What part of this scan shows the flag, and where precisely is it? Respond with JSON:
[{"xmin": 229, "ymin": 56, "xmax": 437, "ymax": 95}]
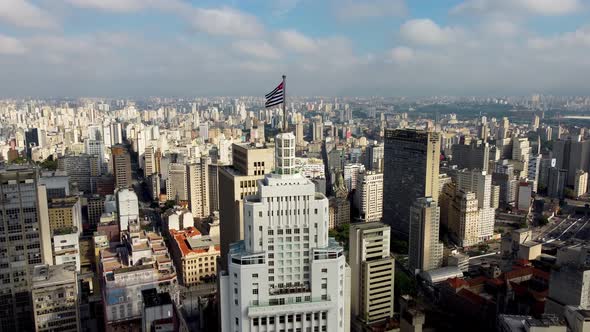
[{"xmin": 265, "ymin": 81, "xmax": 284, "ymax": 108}]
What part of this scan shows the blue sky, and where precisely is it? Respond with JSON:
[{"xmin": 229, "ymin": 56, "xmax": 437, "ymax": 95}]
[{"xmin": 0, "ymin": 0, "xmax": 589, "ymax": 97}]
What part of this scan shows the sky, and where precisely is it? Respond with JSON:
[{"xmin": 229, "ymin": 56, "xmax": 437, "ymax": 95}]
[{"xmin": 0, "ymin": 0, "xmax": 589, "ymax": 97}]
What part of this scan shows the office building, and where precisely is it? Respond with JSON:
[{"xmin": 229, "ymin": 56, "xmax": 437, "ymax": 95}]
[
  {"xmin": 454, "ymin": 169, "xmax": 495, "ymax": 241},
  {"xmin": 349, "ymin": 222, "xmax": 395, "ymax": 327},
  {"xmin": 218, "ymin": 143, "xmax": 274, "ymax": 269},
  {"xmin": 312, "ymin": 118, "xmax": 324, "ymax": 142},
  {"xmin": 144, "ymin": 146, "xmax": 157, "ymax": 176},
  {"xmin": 58, "ymin": 154, "xmax": 101, "ymax": 193},
  {"xmin": 188, "ymin": 157, "xmax": 210, "ymax": 218},
  {"xmin": 354, "ymin": 171, "xmax": 383, "ymax": 222},
  {"xmin": 111, "ymin": 145, "xmax": 132, "ymax": 188},
  {"xmin": 575, "ymin": 170, "xmax": 588, "ymax": 198},
  {"xmin": 451, "ymin": 140, "xmax": 490, "ymax": 172},
  {"xmin": 209, "ymin": 163, "xmax": 221, "ymax": 212},
  {"xmin": 52, "ymin": 229, "xmax": 81, "ymax": 272},
  {"xmin": 409, "ymin": 197, "xmax": 443, "ymax": 274},
  {"xmin": 343, "ymin": 163, "xmax": 365, "ymax": 191},
  {"xmin": 553, "ymin": 138, "xmax": 590, "ymax": 186},
  {"xmin": 329, "ymin": 172, "xmax": 350, "ymax": 229},
  {"xmin": 384, "ymin": 129, "xmax": 440, "ymax": 237},
  {"xmin": 39, "ymin": 170, "xmax": 70, "ymax": 199},
  {"xmin": 48, "ymin": 196, "xmax": 83, "ymax": 234},
  {"xmin": 166, "ymin": 162, "xmax": 188, "ymax": 202},
  {"xmin": 219, "ymin": 132, "xmax": 351, "ymax": 332},
  {"xmin": 296, "ymin": 121, "xmax": 305, "ymax": 145},
  {"xmin": 448, "ymin": 190, "xmax": 479, "ymax": 247},
  {"xmin": 0, "ymin": 167, "xmax": 53, "ymax": 331},
  {"xmin": 366, "ymin": 143, "xmax": 384, "ymax": 173},
  {"xmin": 549, "ymin": 168, "xmax": 567, "ymax": 199},
  {"xmin": 116, "ymin": 188, "xmax": 139, "ymax": 232},
  {"xmin": 31, "ymin": 264, "xmax": 80, "ymax": 332},
  {"xmin": 170, "ymin": 227, "xmax": 220, "ymax": 286}
]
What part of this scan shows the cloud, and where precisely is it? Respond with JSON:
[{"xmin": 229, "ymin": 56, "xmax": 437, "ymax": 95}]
[
  {"xmin": 0, "ymin": 0, "xmax": 57, "ymax": 29},
  {"xmin": 480, "ymin": 20, "xmax": 521, "ymax": 37},
  {"xmin": 189, "ymin": 7, "xmax": 264, "ymax": 37},
  {"xmin": 233, "ymin": 40, "xmax": 281, "ymax": 60},
  {"xmin": 452, "ymin": 0, "xmax": 582, "ymax": 16},
  {"xmin": 334, "ymin": 0, "xmax": 407, "ymax": 20},
  {"xmin": 528, "ymin": 26, "xmax": 590, "ymax": 49},
  {"xmin": 0, "ymin": 35, "xmax": 27, "ymax": 55},
  {"xmin": 400, "ymin": 19, "xmax": 462, "ymax": 45},
  {"xmin": 389, "ymin": 46, "xmax": 414, "ymax": 63},
  {"xmin": 276, "ymin": 30, "xmax": 317, "ymax": 53},
  {"xmin": 64, "ymin": 0, "xmax": 146, "ymax": 12}
]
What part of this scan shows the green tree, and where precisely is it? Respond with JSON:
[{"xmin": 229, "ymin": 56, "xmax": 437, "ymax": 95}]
[
  {"xmin": 395, "ymin": 270, "xmax": 417, "ymax": 297},
  {"xmin": 538, "ymin": 216, "xmax": 549, "ymax": 226},
  {"xmin": 391, "ymin": 240, "xmax": 408, "ymax": 254},
  {"xmin": 39, "ymin": 156, "xmax": 58, "ymax": 170}
]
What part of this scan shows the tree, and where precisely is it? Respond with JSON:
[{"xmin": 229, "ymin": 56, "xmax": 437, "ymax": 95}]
[
  {"xmin": 391, "ymin": 240, "xmax": 408, "ymax": 254},
  {"xmin": 564, "ymin": 188, "xmax": 576, "ymax": 200},
  {"xmin": 395, "ymin": 270, "xmax": 417, "ymax": 297},
  {"xmin": 39, "ymin": 156, "xmax": 58, "ymax": 170},
  {"xmin": 538, "ymin": 216, "xmax": 549, "ymax": 226}
]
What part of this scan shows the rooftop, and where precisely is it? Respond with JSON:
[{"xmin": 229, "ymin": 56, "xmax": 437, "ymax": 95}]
[
  {"xmin": 142, "ymin": 288, "xmax": 173, "ymax": 308},
  {"xmin": 32, "ymin": 264, "xmax": 77, "ymax": 288}
]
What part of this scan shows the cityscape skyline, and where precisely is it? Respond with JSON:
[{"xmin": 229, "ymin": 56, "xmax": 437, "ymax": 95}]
[{"xmin": 0, "ymin": 0, "xmax": 590, "ymax": 97}]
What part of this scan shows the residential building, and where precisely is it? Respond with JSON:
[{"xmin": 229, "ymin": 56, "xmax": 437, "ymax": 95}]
[
  {"xmin": 354, "ymin": 171, "xmax": 383, "ymax": 222},
  {"xmin": 219, "ymin": 132, "xmax": 351, "ymax": 332},
  {"xmin": 409, "ymin": 197, "xmax": 443, "ymax": 274},
  {"xmin": 312, "ymin": 118, "xmax": 324, "ymax": 142},
  {"xmin": 448, "ymin": 190, "xmax": 479, "ymax": 247},
  {"xmin": 31, "ymin": 264, "xmax": 80, "ymax": 332},
  {"xmin": 188, "ymin": 157, "xmax": 210, "ymax": 218},
  {"xmin": 58, "ymin": 154, "xmax": 101, "ymax": 193},
  {"xmin": 574, "ymin": 170, "xmax": 588, "ymax": 198},
  {"xmin": 343, "ymin": 163, "xmax": 365, "ymax": 191},
  {"xmin": 142, "ymin": 289, "xmax": 176, "ymax": 332},
  {"xmin": 170, "ymin": 227, "xmax": 220, "ymax": 286},
  {"xmin": 366, "ymin": 143, "xmax": 384, "ymax": 173},
  {"xmin": 166, "ymin": 162, "xmax": 188, "ymax": 202},
  {"xmin": 48, "ymin": 196, "xmax": 83, "ymax": 234},
  {"xmin": 52, "ymin": 228, "xmax": 81, "ymax": 272},
  {"xmin": 451, "ymin": 140, "xmax": 490, "ymax": 172},
  {"xmin": 111, "ymin": 145, "xmax": 132, "ymax": 189},
  {"xmin": 384, "ymin": 129, "xmax": 440, "ymax": 237},
  {"xmin": 116, "ymin": 188, "xmax": 139, "ymax": 232},
  {"xmin": 349, "ymin": 222, "xmax": 395, "ymax": 327}
]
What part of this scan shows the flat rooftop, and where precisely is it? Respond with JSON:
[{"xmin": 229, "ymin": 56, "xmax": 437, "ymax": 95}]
[{"xmin": 32, "ymin": 264, "xmax": 77, "ymax": 288}]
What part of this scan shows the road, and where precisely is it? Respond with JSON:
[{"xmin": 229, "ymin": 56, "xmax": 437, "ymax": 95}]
[{"xmin": 537, "ymin": 215, "xmax": 590, "ymax": 243}]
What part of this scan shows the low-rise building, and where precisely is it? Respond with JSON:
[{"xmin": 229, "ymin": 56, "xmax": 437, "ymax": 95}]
[{"xmin": 170, "ymin": 227, "xmax": 220, "ymax": 286}]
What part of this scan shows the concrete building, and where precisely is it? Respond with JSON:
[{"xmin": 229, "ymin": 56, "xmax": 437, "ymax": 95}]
[
  {"xmin": 166, "ymin": 162, "xmax": 188, "ymax": 202},
  {"xmin": 0, "ymin": 167, "xmax": 53, "ymax": 331},
  {"xmin": 163, "ymin": 207, "xmax": 194, "ymax": 232},
  {"xmin": 518, "ymin": 181, "xmax": 534, "ymax": 211},
  {"xmin": 546, "ymin": 264, "xmax": 590, "ymax": 317},
  {"xmin": 188, "ymin": 157, "xmax": 210, "ymax": 218},
  {"xmin": 208, "ymin": 163, "xmax": 221, "ymax": 212},
  {"xmin": 409, "ymin": 197, "xmax": 443, "ymax": 274},
  {"xmin": 454, "ymin": 169, "xmax": 495, "ymax": 241},
  {"xmin": 218, "ymin": 143, "xmax": 274, "ymax": 269},
  {"xmin": 343, "ymin": 163, "xmax": 365, "ymax": 191},
  {"xmin": 354, "ymin": 171, "xmax": 383, "ymax": 222},
  {"xmin": 451, "ymin": 140, "xmax": 490, "ymax": 172},
  {"xmin": 31, "ymin": 264, "xmax": 80, "ymax": 332},
  {"xmin": 116, "ymin": 188, "xmax": 139, "ymax": 233},
  {"xmin": 366, "ymin": 143, "xmax": 384, "ymax": 173},
  {"xmin": 219, "ymin": 132, "xmax": 351, "ymax": 332},
  {"xmin": 312, "ymin": 118, "xmax": 324, "ymax": 142},
  {"xmin": 58, "ymin": 154, "xmax": 101, "ymax": 193},
  {"xmin": 448, "ymin": 190, "xmax": 479, "ymax": 247},
  {"xmin": 349, "ymin": 222, "xmax": 395, "ymax": 327},
  {"xmin": 170, "ymin": 227, "xmax": 220, "ymax": 286},
  {"xmin": 384, "ymin": 129, "xmax": 440, "ymax": 237},
  {"xmin": 574, "ymin": 170, "xmax": 588, "ymax": 198},
  {"xmin": 111, "ymin": 145, "xmax": 132, "ymax": 189},
  {"xmin": 52, "ymin": 229, "xmax": 81, "ymax": 272},
  {"xmin": 48, "ymin": 196, "xmax": 83, "ymax": 234},
  {"xmin": 518, "ymin": 241, "xmax": 542, "ymax": 261},
  {"xmin": 497, "ymin": 315, "xmax": 566, "ymax": 332},
  {"xmin": 142, "ymin": 289, "xmax": 176, "ymax": 332},
  {"xmin": 39, "ymin": 170, "xmax": 70, "ymax": 199},
  {"xmin": 549, "ymin": 168, "xmax": 567, "ymax": 199}
]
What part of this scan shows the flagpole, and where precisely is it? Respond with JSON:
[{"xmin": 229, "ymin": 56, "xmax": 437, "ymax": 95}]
[{"xmin": 282, "ymin": 74, "xmax": 287, "ymax": 132}]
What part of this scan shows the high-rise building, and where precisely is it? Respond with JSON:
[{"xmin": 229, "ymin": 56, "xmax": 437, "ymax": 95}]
[
  {"xmin": 549, "ymin": 168, "xmax": 567, "ymax": 199},
  {"xmin": 384, "ymin": 129, "xmax": 440, "ymax": 237},
  {"xmin": 0, "ymin": 167, "xmax": 53, "ymax": 331},
  {"xmin": 188, "ymin": 157, "xmax": 210, "ymax": 218},
  {"xmin": 575, "ymin": 170, "xmax": 588, "ymax": 198},
  {"xmin": 218, "ymin": 143, "xmax": 274, "ymax": 269},
  {"xmin": 111, "ymin": 145, "xmax": 132, "ymax": 188},
  {"xmin": 219, "ymin": 132, "xmax": 351, "ymax": 332},
  {"xmin": 409, "ymin": 197, "xmax": 443, "ymax": 274},
  {"xmin": 454, "ymin": 169, "xmax": 495, "ymax": 241},
  {"xmin": 354, "ymin": 171, "xmax": 383, "ymax": 222},
  {"xmin": 349, "ymin": 222, "xmax": 395, "ymax": 327},
  {"xmin": 296, "ymin": 121, "xmax": 305, "ymax": 145},
  {"xmin": 166, "ymin": 162, "xmax": 188, "ymax": 202},
  {"xmin": 209, "ymin": 163, "xmax": 221, "ymax": 212},
  {"xmin": 312, "ymin": 118, "xmax": 324, "ymax": 142},
  {"xmin": 343, "ymin": 163, "xmax": 365, "ymax": 191},
  {"xmin": 546, "ymin": 264, "xmax": 590, "ymax": 317},
  {"xmin": 366, "ymin": 143, "xmax": 384, "ymax": 173},
  {"xmin": 31, "ymin": 264, "xmax": 80, "ymax": 332},
  {"xmin": 116, "ymin": 188, "xmax": 139, "ymax": 232},
  {"xmin": 58, "ymin": 154, "xmax": 101, "ymax": 193},
  {"xmin": 451, "ymin": 140, "xmax": 490, "ymax": 172},
  {"xmin": 448, "ymin": 190, "xmax": 479, "ymax": 247},
  {"xmin": 553, "ymin": 138, "xmax": 590, "ymax": 186},
  {"xmin": 144, "ymin": 146, "xmax": 157, "ymax": 176}
]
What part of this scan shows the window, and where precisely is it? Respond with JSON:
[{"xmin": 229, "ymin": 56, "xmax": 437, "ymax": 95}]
[
  {"xmin": 321, "ymin": 312, "xmax": 327, "ymax": 320},
  {"xmin": 268, "ymin": 230, "xmax": 274, "ymax": 235},
  {"xmin": 252, "ymin": 289, "xmax": 258, "ymax": 295},
  {"xmin": 235, "ymin": 318, "xmax": 239, "ymax": 326},
  {"xmin": 321, "ymin": 268, "xmax": 327, "ymax": 273},
  {"xmin": 252, "ymin": 273, "xmax": 258, "ymax": 278}
]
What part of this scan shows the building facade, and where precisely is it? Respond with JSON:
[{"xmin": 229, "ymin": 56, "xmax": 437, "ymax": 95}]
[{"xmin": 409, "ymin": 197, "xmax": 443, "ymax": 274}]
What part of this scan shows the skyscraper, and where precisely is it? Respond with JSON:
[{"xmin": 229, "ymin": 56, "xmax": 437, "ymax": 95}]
[
  {"xmin": 312, "ymin": 118, "xmax": 324, "ymax": 142},
  {"xmin": 354, "ymin": 171, "xmax": 383, "ymax": 222},
  {"xmin": 383, "ymin": 129, "xmax": 440, "ymax": 237},
  {"xmin": 0, "ymin": 167, "xmax": 53, "ymax": 331},
  {"xmin": 166, "ymin": 162, "xmax": 188, "ymax": 202},
  {"xmin": 349, "ymin": 222, "xmax": 395, "ymax": 327},
  {"xmin": 219, "ymin": 132, "xmax": 350, "ymax": 332},
  {"xmin": 188, "ymin": 157, "xmax": 210, "ymax": 218},
  {"xmin": 111, "ymin": 144, "xmax": 132, "ymax": 189},
  {"xmin": 409, "ymin": 197, "xmax": 443, "ymax": 274}
]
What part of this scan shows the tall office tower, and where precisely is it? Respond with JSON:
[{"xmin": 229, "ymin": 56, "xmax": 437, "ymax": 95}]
[
  {"xmin": 366, "ymin": 143, "xmax": 384, "ymax": 173},
  {"xmin": 384, "ymin": 129, "xmax": 440, "ymax": 237},
  {"xmin": 0, "ymin": 167, "xmax": 53, "ymax": 331},
  {"xmin": 218, "ymin": 143, "xmax": 274, "ymax": 269},
  {"xmin": 312, "ymin": 118, "xmax": 324, "ymax": 142},
  {"xmin": 199, "ymin": 122, "xmax": 209, "ymax": 140},
  {"xmin": 575, "ymin": 170, "xmax": 588, "ymax": 198},
  {"xmin": 553, "ymin": 138, "xmax": 590, "ymax": 186},
  {"xmin": 188, "ymin": 157, "xmax": 210, "ymax": 218},
  {"xmin": 478, "ymin": 124, "xmax": 489, "ymax": 141},
  {"xmin": 111, "ymin": 145, "xmax": 132, "ymax": 188},
  {"xmin": 349, "ymin": 223, "xmax": 395, "ymax": 328},
  {"xmin": 528, "ymin": 154, "xmax": 542, "ymax": 192},
  {"xmin": 512, "ymin": 137, "xmax": 531, "ymax": 178},
  {"xmin": 448, "ymin": 190, "xmax": 479, "ymax": 247},
  {"xmin": 354, "ymin": 171, "xmax": 383, "ymax": 222},
  {"xmin": 539, "ymin": 158, "xmax": 557, "ymax": 190},
  {"xmin": 31, "ymin": 264, "xmax": 80, "ymax": 332},
  {"xmin": 409, "ymin": 197, "xmax": 443, "ymax": 274},
  {"xmin": 208, "ymin": 163, "xmax": 221, "ymax": 212},
  {"xmin": 85, "ymin": 138, "xmax": 105, "ymax": 164},
  {"xmin": 110, "ymin": 123, "xmax": 123, "ymax": 145},
  {"xmin": 343, "ymin": 163, "xmax": 365, "ymax": 191},
  {"xmin": 548, "ymin": 168, "xmax": 567, "ymax": 199},
  {"xmin": 219, "ymin": 132, "xmax": 351, "ymax": 332},
  {"xmin": 455, "ymin": 169, "xmax": 495, "ymax": 241},
  {"xmin": 451, "ymin": 140, "xmax": 490, "ymax": 172},
  {"xmin": 296, "ymin": 121, "xmax": 305, "ymax": 145},
  {"xmin": 498, "ymin": 117, "xmax": 510, "ymax": 139},
  {"xmin": 144, "ymin": 146, "xmax": 156, "ymax": 176},
  {"xmin": 531, "ymin": 114, "xmax": 540, "ymax": 131},
  {"xmin": 166, "ymin": 163, "xmax": 188, "ymax": 202},
  {"xmin": 58, "ymin": 154, "xmax": 101, "ymax": 193},
  {"xmin": 116, "ymin": 188, "xmax": 139, "ymax": 232}
]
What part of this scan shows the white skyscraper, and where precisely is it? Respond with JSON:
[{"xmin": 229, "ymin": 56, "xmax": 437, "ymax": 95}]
[
  {"xmin": 409, "ymin": 197, "xmax": 443, "ymax": 274},
  {"xmin": 455, "ymin": 169, "xmax": 495, "ymax": 241},
  {"xmin": 220, "ymin": 132, "xmax": 351, "ymax": 332},
  {"xmin": 116, "ymin": 188, "xmax": 139, "ymax": 232},
  {"xmin": 354, "ymin": 171, "xmax": 383, "ymax": 222}
]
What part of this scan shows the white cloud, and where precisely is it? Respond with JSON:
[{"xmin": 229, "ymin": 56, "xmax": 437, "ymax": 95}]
[
  {"xmin": 188, "ymin": 7, "xmax": 264, "ymax": 38},
  {"xmin": 400, "ymin": 19, "xmax": 462, "ymax": 45},
  {"xmin": 233, "ymin": 40, "xmax": 281, "ymax": 60},
  {"xmin": 64, "ymin": 0, "xmax": 146, "ymax": 12},
  {"xmin": 276, "ymin": 30, "xmax": 317, "ymax": 53},
  {"xmin": 0, "ymin": 35, "xmax": 27, "ymax": 55},
  {"xmin": 480, "ymin": 20, "xmax": 521, "ymax": 37},
  {"xmin": 0, "ymin": 0, "xmax": 57, "ymax": 29},
  {"xmin": 452, "ymin": 0, "xmax": 582, "ymax": 16},
  {"xmin": 389, "ymin": 46, "xmax": 414, "ymax": 62},
  {"xmin": 334, "ymin": 0, "xmax": 407, "ymax": 20},
  {"xmin": 528, "ymin": 26, "xmax": 590, "ymax": 49}
]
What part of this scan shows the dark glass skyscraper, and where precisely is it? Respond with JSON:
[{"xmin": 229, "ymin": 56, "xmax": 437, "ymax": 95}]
[{"xmin": 383, "ymin": 129, "xmax": 440, "ymax": 237}]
